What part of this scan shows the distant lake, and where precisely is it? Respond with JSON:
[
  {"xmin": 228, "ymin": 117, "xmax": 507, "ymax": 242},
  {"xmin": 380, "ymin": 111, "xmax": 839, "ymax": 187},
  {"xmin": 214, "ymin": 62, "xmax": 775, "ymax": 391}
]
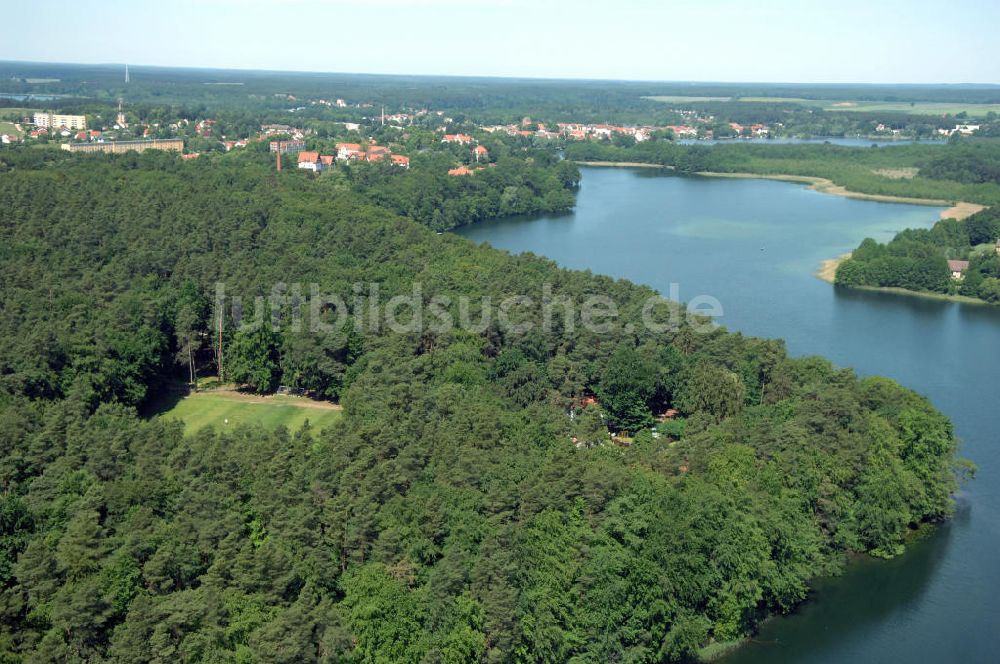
[
  {"xmin": 457, "ymin": 167, "xmax": 1000, "ymax": 663},
  {"xmin": 0, "ymin": 92, "xmax": 66, "ymax": 101},
  {"xmin": 678, "ymin": 137, "xmax": 944, "ymax": 147}
]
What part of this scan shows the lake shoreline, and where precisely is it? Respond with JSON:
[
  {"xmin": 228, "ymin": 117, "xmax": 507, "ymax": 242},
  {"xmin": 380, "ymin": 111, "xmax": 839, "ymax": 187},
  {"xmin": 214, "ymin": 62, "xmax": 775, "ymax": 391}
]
[
  {"xmin": 686, "ymin": 171, "xmax": 989, "ymax": 301},
  {"xmin": 694, "ymin": 171, "xmax": 984, "ymax": 213},
  {"xmin": 576, "ymin": 164, "xmax": 984, "ymax": 221},
  {"xmin": 575, "ymin": 160, "xmax": 671, "ymax": 169}
]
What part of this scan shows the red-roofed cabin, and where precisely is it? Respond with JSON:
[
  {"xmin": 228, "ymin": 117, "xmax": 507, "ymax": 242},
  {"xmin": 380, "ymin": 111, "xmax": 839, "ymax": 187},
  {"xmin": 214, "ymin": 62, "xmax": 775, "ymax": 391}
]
[
  {"xmin": 297, "ymin": 150, "xmax": 321, "ymax": 171},
  {"xmin": 391, "ymin": 155, "xmax": 410, "ymax": 168},
  {"xmin": 448, "ymin": 165, "xmax": 474, "ymax": 176},
  {"xmin": 948, "ymin": 259, "xmax": 970, "ymax": 280}
]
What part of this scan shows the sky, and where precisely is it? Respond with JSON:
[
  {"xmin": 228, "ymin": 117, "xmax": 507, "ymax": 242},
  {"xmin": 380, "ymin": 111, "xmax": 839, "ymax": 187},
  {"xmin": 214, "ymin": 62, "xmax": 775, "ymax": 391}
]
[{"xmin": 3, "ymin": 0, "xmax": 999, "ymax": 84}]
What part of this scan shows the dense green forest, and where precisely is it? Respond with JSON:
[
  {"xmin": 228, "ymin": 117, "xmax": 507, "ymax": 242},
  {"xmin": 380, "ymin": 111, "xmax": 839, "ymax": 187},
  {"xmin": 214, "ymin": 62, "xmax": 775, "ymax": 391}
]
[
  {"xmin": 0, "ymin": 148, "xmax": 967, "ymax": 662},
  {"xmin": 336, "ymin": 150, "xmax": 580, "ymax": 232}
]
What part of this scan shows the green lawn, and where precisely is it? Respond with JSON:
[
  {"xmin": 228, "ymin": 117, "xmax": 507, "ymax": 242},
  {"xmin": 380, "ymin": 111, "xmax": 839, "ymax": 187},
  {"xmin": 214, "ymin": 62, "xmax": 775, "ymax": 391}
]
[
  {"xmin": 0, "ymin": 108, "xmax": 36, "ymax": 121},
  {"xmin": 646, "ymin": 95, "xmax": 1000, "ymax": 117},
  {"xmin": 0, "ymin": 121, "xmax": 23, "ymax": 137},
  {"xmin": 156, "ymin": 390, "xmax": 342, "ymax": 435}
]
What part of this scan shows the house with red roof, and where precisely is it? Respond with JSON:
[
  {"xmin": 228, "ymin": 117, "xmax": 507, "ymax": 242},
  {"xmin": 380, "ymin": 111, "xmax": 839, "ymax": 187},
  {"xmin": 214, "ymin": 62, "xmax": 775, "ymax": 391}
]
[
  {"xmin": 391, "ymin": 155, "xmax": 410, "ymax": 168},
  {"xmin": 667, "ymin": 125, "xmax": 697, "ymax": 138},
  {"xmin": 442, "ymin": 134, "xmax": 473, "ymax": 144},
  {"xmin": 448, "ymin": 165, "xmax": 474, "ymax": 176},
  {"xmin": 336, "ymin": 142, "xmax": 364, "ymax": 161},
  {"xmin": 366, "ymin": 145, "xmax": 390, "ymax": 163},
  {"xmin": 473, "ymin": 145, "xmax": 489, "ymax": 161},
  {"xmin": 948, "ymin": 260, "xmax": 970, "ymax": 280},
  {"xmin": 297, "ymin": 150, "xmax": 321, "ymax": 171}
]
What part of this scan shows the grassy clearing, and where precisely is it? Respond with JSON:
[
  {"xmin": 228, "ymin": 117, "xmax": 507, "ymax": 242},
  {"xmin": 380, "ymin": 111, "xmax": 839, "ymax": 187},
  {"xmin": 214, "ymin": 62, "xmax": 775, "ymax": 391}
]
[
  {"xmin": 156, "ymin": 389, "xmax": 342, "ymax": 435},
  {"xmin": 872, "ymin": 167, "xmax": 918, "ymax": 179},
  {"xmin": 0, "ymin": 108, "xmax": 38, "ymax": 120},
  {"xmin": 0, "ymin": 121, "xmax": 23, "ymax": 137}
]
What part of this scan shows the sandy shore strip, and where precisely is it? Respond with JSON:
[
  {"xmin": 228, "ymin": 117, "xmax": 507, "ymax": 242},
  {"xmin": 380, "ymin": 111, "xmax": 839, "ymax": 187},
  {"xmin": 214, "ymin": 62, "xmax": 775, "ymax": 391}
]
[
  {"xmin": 696, "ymin": 172, "xmax": 973, "ymax": 208},
  {"xmin": 816, "ymin": 253, "xmax": 852, "ymax": 284},
  {"xmin": 940, "ymin": 201, "xmax": 986, "ymax": 220}
]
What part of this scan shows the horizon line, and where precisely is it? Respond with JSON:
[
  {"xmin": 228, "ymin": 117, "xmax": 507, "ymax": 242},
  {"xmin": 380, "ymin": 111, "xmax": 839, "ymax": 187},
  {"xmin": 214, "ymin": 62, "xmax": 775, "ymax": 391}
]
[{"xmin": 2, "ymin": 58, "xmax": 999, "ymax": 89}]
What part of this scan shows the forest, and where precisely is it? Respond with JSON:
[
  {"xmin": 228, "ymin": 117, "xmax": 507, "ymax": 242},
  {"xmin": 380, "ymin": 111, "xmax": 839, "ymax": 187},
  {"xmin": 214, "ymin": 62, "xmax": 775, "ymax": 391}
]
[{"xmin": 0, "ymin": 147, "xmax": 969, "ymax": 662}]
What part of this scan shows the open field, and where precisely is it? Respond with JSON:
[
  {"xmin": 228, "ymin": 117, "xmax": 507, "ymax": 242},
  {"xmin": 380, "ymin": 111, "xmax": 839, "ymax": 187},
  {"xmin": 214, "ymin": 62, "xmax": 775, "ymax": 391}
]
[
  {"xmin": 646, "ymin": 95, "xmax": 1000, "ymax": 116},
  {"xmin": 734, "ymin": 97, "xmax": 1000, "ymax": 116},
  {"xmin": 0, "ymin": 108, "xmax": 37, "ymax": 121},
  {"xmin": 155, "ymin": 389, "xmax": 342, "ymax": 434},
  {"xmin": 0, "ymin": 121, "xmax": 22, "ymax": 136}
]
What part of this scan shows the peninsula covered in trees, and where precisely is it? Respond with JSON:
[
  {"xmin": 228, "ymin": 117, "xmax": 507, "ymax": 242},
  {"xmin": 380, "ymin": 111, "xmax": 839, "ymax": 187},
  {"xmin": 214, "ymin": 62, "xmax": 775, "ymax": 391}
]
[
  {"xmin": 0, "ymin": 142, "xmax": 968, "ymax": 662},
  {"xmin": 835, "ymin": 206, "xmax": 1000, "ymax": 301}
]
